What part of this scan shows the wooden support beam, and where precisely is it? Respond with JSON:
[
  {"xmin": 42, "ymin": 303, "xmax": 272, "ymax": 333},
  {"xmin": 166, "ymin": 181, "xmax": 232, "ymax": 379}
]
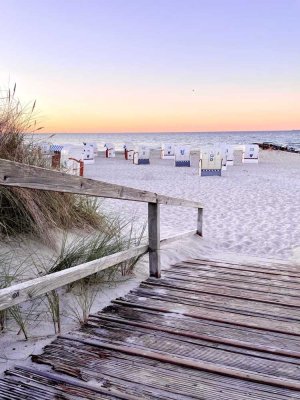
[
  {"xmin": 197, "ymin": 207, "xmax": 203, "ymax": 236},
  {"xmin": 148, "ymin": 202, "xmax": 161, "ymax": 278}
]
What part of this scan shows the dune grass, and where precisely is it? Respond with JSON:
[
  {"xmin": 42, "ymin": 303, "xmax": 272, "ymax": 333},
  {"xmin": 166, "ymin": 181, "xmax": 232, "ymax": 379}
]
[
  {"xmin": 0, "ymin": 85, "xmax": 105, "ymax": 244},
  {"xmin": 0, "ymin": 85, "xmax": 147, "ymax": 338}
]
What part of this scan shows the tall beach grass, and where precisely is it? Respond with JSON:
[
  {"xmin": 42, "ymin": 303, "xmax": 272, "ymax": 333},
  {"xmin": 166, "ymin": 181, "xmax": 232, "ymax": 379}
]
[
  {"xmin": 0, "ymin": 85, "xmax": 104, "ymax": 244},
  {"xmin": 0, "ymin": 85, "xmax": 147, "ymax": 339}
]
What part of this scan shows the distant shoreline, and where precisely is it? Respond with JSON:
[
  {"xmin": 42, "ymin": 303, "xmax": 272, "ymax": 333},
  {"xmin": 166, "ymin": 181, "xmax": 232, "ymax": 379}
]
[{"xmin": 36, "ymin": 129, "xmax": 300, "ymax": 135}]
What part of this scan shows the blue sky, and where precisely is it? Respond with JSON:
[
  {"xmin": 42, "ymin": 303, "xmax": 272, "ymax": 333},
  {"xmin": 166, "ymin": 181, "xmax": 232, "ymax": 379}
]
[{"xmin": 1, "ymin": 0, "xmax": 299, "ymax": 132}]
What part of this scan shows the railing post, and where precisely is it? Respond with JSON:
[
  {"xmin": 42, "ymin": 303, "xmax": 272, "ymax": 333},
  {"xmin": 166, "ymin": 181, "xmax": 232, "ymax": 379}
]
[
  {"xmin": 197, "ymin": 207, "xmax": 203, "ymax": 236},
  {"xmin": 148, "ymin": 202, "xmax": 161, "ymax": 278}
]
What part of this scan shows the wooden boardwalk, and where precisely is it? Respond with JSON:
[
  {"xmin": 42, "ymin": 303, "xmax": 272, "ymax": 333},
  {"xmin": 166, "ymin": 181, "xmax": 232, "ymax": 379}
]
[{"xmin": 1, "ymin": 256, "xmax": 300, "ymax": 399}]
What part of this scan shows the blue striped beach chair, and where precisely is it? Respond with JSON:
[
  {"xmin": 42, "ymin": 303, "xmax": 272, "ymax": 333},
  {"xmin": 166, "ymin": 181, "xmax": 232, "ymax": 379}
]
[{"xmin": 174, "ymin": 145, "xmax": 191, "ymax": 167}]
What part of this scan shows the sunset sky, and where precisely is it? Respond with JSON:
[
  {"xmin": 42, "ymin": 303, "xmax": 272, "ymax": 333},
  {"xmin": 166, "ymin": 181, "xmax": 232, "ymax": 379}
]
[{"xmin": 1, "ymin": 0, "xmax": 299, "ymax": 133}]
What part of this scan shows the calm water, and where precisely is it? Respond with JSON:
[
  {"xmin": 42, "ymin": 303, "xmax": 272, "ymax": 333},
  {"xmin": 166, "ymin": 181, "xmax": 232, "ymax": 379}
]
[{"xmin": 35, "ymin": 131, "xmax": 300, "ymax": 151}]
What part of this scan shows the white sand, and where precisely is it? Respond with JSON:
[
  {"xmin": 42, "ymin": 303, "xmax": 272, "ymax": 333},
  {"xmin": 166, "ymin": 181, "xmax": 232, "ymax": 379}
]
[
  {"xmin": 86, "ymin": 149, "xmax": 300, "ymax": 261},
  {"xmin": 0, "ymin": 149, "xmax": 299, "ymax": 375}
]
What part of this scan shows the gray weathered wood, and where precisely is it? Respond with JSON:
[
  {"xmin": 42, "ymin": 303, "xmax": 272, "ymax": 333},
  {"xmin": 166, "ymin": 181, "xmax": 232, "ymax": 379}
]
[
  {"xmin": 0, "ymin": 158, "xmax": 205, "ymax": 309},
  {"xmin": 0, "ymin": 159, "xmax": 202, "ymax": 208},
  {"xmin": 148, "ymin": 203, "xmax": 161, "ymax": 278},
  {"xmin": 197, "ymin": 207, "xmax": 203, "ymax": 236},
  {"xmin": 0, "ymin": 244, "xmax": 148, "ymax": 312},
  {"xmin": 157, "ymin": 195, "xmax": 202, "ymax": 209},
  {"xmin": 160, "ymin": 230, "xmax": 197, "ymax": 245}
]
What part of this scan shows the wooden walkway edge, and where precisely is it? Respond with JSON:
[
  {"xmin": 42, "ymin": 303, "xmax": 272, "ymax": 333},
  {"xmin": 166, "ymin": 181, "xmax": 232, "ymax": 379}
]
[{"xmin": 1, "ymin": 256, "xmax": 300, "ymax": 399}]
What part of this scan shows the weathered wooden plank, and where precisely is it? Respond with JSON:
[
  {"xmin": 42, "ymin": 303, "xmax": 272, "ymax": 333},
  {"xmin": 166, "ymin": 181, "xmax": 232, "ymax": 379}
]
[
  {"xmin": 160, "ymin": 230, "xmax": 197, "ymax": 245},
  {"xmin": 148, "ymin": 203, "xmax": 161, "ymax": 278},
  {"xmin": 166, "ymin": 265, "xmax": 300, "ymax": 287},
  {"xmin": 134, "ymin": 285, "xmax": 300, "ymax": 322},
  {"xmin": 157, "ymin": 194, "xmax": 202, "ymax": 208},
  {"xmin": 113, "ymin": 296, "xmax": 300, "ymax": 334},
  {"xmin": 59, "ymin": 334, "xmax": 300, "ymax": 390},
  {"xmin": 163, "ymin": 269, "xmax": 300, "ymax": 292},
  {"xmin": 5, "ymin": 367, "xmax": 137, "ymax": 400},
  {"xmin": 35, "ymin": 338, "xmax": 300, "ymax": 399},
  {"xmin": 96, "ymin": 304, "xmax": 300, "ymax": 355},
  {"xmin": 0, "ymin": 158, "xmax": 203, "ymax": 208},
  {"xmin": 73, "ymin": 323, "xmax": 300, "ymax": 382},
  {"xmin": 0, "ymin": 244, "xmax": 148, "ymax": 311},
  {"xmin": 190, "ymin": 257, "xmax": 300, "ymax": 272},
  {"xmin": 146, "ymin": 276, "xmax": 300, "ymax": 307},
  {"xmin": 179, "ymin": 259, "xmax": 300, "ymax": 277},
  {"xmin": 162, "ymin": 270, "xmax": 300, "ymax": 297},
  {"xmin": 92, "ymin": 310, "xmax": 300, "ymax": 358}
]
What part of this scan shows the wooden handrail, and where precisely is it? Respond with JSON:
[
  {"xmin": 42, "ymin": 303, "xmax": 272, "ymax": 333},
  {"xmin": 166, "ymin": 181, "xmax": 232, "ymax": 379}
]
[
  {"xmin": 0, "ymin": 230, "xmax": 199, "ymax": 312},
  {"xmin": 0, "ymin": 244, "xmax": 149, "ymax": 312},
  {"xmin": 0, "ymin": 159, "xmax": 202, "ymax": 208},
  {"xmin": 0, "ymin": 157, "xmax": 204, "ymax": 310}
]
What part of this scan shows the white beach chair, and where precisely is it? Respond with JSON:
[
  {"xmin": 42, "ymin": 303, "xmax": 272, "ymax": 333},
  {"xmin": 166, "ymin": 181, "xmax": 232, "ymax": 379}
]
[
  {"xmin": 124, "ymin": 142, "xmax": 134, "ymax": 160},
  {"xmin": 161, "ymin": 143, "xmax": 175, "ymax": 160},
  {"xmin": 174, "ymin": 145, "xmax": 191, "ymax": 167},
  {"xmin": 81, "ymin": 143, "xmax": 95, "ymax": 164},
  {"xmin": 243, "ymin": 144, "xmax": 259, "ymax": 163},
  {"xmin": 104, "ymin": 143, "xmax": 115, "ymax": 158},
  {"xmin": 199, "ymin": 148, "xmax": 222, "ymax": 176},
  {"xmin": 84, "ymin": 142, "xmax": 98, "ymax": 156},
  {"xmin": 133, "ymin": 145, "xmax": 150, "ymax": 165},
  {"xmin": 232, "ymin": 145, "xmax": 244, "ymax": 165},
  {"xmin": 60, "ymin": 150, "xmax": 82, "ymax": 175}
]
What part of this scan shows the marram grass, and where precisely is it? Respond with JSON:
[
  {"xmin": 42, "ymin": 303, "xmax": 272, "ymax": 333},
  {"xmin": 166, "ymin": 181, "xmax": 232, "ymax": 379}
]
[{"xmin": 0, "ymin": 85, "xmax": 105, "ymax": 244}]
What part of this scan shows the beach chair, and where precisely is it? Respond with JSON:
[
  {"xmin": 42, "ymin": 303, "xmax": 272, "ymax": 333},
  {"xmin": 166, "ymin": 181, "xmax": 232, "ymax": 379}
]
[
  {"xmin": 225, "ymin": 145, "xmax": 234, "ymax": 166},
  {"xmin": 199, "ymin": 148, "xmax": 222, "ymax": 176},
  {"xmin": 59, "ymin": 149, "xmax": 83, "ymax": 176},
  {"xmin": 49, "ymin": 144, "xmax": 64, "ymax": 169},
  {"xmin": 84, "ymin": 142, "xmax": 98, "ymax": 156},
  {"xmin": 174, "ymin": 145, "xmax": 191, "ymax": 167},
  {"xmin": 81, "ymin": 143, "xmax": 95, "ymax": 164},
  {"xmin": 243, "ymin": 144, "xmax": 259, "ymax": 163},
  {"xmin": 231, "ymin": 145, "xmax": 244, "ymax": 165},
  {"xmin": 124, "ymin": 142, "xmax": 134, "ymax": 160},
  {"xmin": 133, "ymin": 145, "xmax": 150, "ymax": 165},
  {"xmin": 104, "ymin": 143, "xmax": 115, "ymax": 158},
  {"xmin": 50, "ymin": 144, "xmax": 64, "ymax": 154},
  {"xmin": 161, "ymin": 143, "xmax": 175, "ymax": 159}
]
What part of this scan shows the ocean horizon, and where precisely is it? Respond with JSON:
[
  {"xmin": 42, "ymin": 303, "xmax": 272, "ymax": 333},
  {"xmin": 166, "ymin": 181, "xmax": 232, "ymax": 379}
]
[{"xmin": 35, "ymin": 130, "xmax": 300, "ymax": 151}]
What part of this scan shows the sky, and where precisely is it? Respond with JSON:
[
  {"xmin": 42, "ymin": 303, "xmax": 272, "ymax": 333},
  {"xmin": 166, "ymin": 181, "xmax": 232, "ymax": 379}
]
[{"xmin": 0, "ymin": 0, "xmax": 299, "ymax": 133}]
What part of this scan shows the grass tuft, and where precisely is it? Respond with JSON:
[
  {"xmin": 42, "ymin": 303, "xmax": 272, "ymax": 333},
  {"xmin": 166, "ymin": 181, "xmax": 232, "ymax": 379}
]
[{"xmin": 0, "ymin": 85, "xmax": 105, "ymax": 244}]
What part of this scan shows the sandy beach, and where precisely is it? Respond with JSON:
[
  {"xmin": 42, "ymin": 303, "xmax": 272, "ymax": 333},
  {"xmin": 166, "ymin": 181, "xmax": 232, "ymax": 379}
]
[
  {"xmin": 86, "ymin": 149, "xmax": 300, "ymax": 261},
  {"xmin": 0, "ymin": 148, "xmax": 299, "ymax": 376}
]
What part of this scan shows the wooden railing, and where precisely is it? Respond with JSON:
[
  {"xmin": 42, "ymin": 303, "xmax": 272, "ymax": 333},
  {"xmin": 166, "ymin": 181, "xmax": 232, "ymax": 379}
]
[{"xmin": 0, "ymin": 158, "xmax": 203, "ymax": 311}]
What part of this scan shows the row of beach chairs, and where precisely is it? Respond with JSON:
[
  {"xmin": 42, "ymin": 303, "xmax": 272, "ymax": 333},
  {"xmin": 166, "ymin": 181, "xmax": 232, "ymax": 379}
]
[
  {"xmin": 38, "ymin": 141, "xmax": 259, "ymax": 177},
  {"xmin": 106, "ymin": 143, "xmax": 259, "ymax": 176}
]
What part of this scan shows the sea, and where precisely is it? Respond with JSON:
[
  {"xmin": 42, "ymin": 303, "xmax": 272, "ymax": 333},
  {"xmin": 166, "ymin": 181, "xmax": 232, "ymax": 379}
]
[{"xmin": 35, "ymin": 130, "xmax": 300, "ymax": 152}]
